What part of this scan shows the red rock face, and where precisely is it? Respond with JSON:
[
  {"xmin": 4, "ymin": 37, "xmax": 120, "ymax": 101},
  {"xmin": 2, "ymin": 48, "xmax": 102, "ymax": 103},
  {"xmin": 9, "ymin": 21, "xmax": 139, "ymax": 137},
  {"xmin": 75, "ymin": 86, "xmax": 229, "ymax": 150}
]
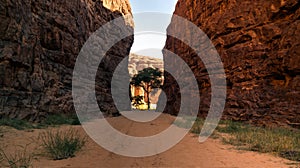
[
  {"xmin": 160, "ymin": 0, "xmax": 300, "ymax": 127},
  {"xmin": 0, "ymin": 0, "xmax": 134, "ymax": 121}
]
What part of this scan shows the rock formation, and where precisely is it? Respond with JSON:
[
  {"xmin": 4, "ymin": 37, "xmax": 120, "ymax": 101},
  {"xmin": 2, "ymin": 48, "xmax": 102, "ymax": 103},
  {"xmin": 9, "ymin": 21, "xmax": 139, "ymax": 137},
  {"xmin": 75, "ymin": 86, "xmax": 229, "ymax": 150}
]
[
  {"xmin": 128, "ymin": 53, "xmax": 163, "ymax": 76},
  {"xmin": 160, "ymin": 0, "xmax": 300, "ymax": 127},
  {"xmin": 0, "ymin": 0, "xmax": 134, "ymax": 121}
]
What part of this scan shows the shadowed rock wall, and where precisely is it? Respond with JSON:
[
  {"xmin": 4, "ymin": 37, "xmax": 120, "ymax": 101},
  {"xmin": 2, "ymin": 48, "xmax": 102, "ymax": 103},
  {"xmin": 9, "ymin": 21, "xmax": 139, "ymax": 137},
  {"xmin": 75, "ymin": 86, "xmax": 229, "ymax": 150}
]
[{"xmin": 0, "ymin": 0, "xmax": 134, "ymax": 121}]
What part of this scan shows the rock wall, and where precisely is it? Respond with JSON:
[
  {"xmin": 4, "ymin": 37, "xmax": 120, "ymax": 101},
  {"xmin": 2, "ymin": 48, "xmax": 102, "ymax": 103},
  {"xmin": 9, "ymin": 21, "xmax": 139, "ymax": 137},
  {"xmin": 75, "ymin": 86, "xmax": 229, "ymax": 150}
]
[
  {"xmin": 0, "ymin": 0, "xmax": 134, "ymax": 121},
  {"xmin": 161, "ymin": 0, "xmax": 300, "ymax": 127}
]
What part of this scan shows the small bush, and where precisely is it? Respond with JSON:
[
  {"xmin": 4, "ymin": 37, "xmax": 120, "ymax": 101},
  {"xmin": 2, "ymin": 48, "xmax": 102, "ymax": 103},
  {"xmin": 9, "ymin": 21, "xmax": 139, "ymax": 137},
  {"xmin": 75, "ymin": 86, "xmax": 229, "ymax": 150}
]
[
  {"xmin": 0, "ymin": 145, "xmax": 34, "ymax": 168},
  {"xmin": 39, "ymin": 128, "xmax": 86, "ymax": 160}
]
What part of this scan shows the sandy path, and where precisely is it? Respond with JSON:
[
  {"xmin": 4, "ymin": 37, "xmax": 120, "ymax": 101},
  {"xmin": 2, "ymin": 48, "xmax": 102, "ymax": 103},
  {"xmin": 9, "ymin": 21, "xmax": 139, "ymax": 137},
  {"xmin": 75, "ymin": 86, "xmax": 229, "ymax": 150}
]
[{"xmin": 0, "ymin": 114, "xmax": 296, "ymax": 168}]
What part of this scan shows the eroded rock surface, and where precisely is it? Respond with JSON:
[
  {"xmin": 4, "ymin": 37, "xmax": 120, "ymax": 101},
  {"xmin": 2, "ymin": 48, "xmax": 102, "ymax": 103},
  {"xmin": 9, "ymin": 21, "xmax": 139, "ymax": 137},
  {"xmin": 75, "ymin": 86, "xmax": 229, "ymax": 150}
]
[
  {"xmin": 0, "ymin": 0, "xmax": 134, "ymax": 120},
  {"xmin": 128, "ymin": 53, "xmax": 163, "ymax": 76},
  {"xmin": 160, "ymin": 0, "xmax": 300, "ymax": 127}
]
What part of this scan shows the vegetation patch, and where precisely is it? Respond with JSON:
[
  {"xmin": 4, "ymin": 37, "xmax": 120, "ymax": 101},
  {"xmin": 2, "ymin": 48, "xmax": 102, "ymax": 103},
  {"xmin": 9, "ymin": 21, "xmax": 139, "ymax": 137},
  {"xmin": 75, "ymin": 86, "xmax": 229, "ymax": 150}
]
[
  {"xmin": 39, "ymin": 114, "xmax": 81, "ymax": 127},
  {"xmin": 218, "ymin": 121, "xmax": 300, "ymax": 162},
  {"xmin": 175, "ymin": 118, "xmax": 300, "ymax": 162},
  {"xmin": 0, "ymin": 145, "xmax": 35, "ymax": 168},
  {"xmin": 0, "ymin": 118, "xmax": 36, "ymax": 130},
  {"xmin": 174, "ymin": 117, "xmax": 223, "ymax": 138},
  {"xmin": 39, "ymin": 128, "xmax": 86, "ymax": 160},
  {"xmin": 0, "ymin": 114, "xmax": 81, "ymax": 130}
]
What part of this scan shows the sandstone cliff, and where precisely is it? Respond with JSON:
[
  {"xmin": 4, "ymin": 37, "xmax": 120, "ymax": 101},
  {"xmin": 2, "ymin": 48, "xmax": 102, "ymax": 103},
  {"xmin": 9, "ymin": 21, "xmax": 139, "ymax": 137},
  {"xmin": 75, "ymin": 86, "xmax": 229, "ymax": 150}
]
[
  {"xmin": 160, "ymin": 0, "xmax": 300, "ymax": 127},
  {"xmin": 0, "ymin": 0, "xmax": 134, "ymax": 120},
  {"xmin": 128, "ymin": 53, "xmax": 163, "ymax": 76}
]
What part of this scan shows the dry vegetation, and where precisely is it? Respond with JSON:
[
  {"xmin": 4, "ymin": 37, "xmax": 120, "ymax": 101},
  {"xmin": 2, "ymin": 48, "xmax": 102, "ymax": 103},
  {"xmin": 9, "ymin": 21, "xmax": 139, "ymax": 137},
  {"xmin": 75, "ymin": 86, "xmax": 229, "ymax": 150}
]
[{"xmin": 174, "ymin": 117, "xmax": 300, "ymax": 163}]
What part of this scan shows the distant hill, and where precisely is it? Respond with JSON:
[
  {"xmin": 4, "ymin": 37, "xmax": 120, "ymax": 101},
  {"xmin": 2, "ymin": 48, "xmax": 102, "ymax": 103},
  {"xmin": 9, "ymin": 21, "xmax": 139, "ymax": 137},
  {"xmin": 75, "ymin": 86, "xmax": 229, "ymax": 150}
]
[{"xmin": 128, "ymin": 53, "xmax": 163, "ymax": 77}]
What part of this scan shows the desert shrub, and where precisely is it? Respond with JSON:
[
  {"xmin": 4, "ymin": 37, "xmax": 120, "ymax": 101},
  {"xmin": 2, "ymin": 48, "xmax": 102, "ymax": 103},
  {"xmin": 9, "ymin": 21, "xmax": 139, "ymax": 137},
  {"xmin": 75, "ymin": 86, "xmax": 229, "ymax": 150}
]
[
  {"xmin": 0, "ymin": 145, "xmax": 34, "ymax": 168},
  {"xmin": 39, "ymin": 128, "xmax": 86, "ymax": 160}
]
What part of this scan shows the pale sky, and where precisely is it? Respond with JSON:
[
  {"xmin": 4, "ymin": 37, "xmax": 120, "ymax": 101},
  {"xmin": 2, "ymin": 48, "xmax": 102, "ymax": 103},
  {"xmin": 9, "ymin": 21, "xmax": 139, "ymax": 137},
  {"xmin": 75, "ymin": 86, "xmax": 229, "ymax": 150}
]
[
  {"xmin": 129, "ymin": 0, "xmax": 178, "ymax": 59},
  {"xmin": 130, "ymin": 0, "xmax": 178, "ymax": 13}
]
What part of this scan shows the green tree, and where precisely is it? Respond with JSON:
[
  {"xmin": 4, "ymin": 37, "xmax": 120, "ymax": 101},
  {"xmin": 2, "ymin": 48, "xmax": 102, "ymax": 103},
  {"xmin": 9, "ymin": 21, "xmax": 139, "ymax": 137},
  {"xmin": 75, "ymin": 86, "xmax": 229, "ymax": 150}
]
[{"xmin": 130, "ymin": 67, "xmax": 163, "ymax": 110}]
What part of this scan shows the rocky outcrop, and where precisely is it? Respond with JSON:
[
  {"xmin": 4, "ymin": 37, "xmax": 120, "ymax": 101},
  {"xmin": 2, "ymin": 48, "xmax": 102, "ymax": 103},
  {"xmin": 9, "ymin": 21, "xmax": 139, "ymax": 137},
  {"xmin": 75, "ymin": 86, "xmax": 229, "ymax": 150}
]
[
  {"xmin": 161, "ymin": 0, "xmax": 300, "ymax": 127},
  {"xmin": 128, "ymin": 53, "xmax": 163, "ymax": 76},
  {"xmin": 102, "ymin": 0, "xmax": 134, "ymax": 26},
  {"xmin": 0, "ymin": 0, "xmax": 134, "ymax": 121}
]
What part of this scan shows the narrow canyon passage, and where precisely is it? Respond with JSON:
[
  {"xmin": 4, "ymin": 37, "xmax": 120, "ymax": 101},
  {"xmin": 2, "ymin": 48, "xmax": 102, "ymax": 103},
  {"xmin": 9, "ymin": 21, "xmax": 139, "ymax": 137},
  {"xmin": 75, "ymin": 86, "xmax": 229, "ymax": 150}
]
[{"xmin": 0, "ymin": 0, "xmax": 299, "ymax": 167}]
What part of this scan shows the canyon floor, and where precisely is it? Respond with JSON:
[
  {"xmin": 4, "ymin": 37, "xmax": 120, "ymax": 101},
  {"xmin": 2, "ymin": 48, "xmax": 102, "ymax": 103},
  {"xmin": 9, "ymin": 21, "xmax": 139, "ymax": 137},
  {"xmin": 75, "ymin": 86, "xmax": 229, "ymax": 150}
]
[{"xmin": 0, "ymin": 114, "xmax": 297, "ymax": 168}]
